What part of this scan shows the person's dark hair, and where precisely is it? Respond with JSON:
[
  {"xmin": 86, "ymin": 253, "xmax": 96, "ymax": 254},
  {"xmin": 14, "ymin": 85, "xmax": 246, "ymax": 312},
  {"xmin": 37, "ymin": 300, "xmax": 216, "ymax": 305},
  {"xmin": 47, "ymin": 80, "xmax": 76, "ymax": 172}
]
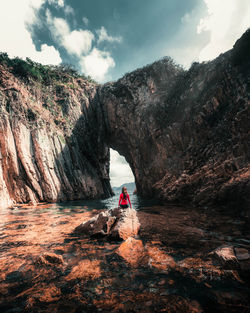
[{"xmin": 122, "ymin": 186, "xmax": 127, "ymax": 200}]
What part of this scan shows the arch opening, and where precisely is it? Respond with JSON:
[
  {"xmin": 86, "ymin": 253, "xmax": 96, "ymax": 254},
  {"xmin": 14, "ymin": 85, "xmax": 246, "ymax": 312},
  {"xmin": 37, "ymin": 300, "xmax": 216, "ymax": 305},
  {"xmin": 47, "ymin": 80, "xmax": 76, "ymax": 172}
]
[
  {"xmin": 109, "ymin": 148, "xmax": 135, "ymax": 188},
  {"xmin": 109, "ymin": 148, "xmax": 136, "ymax": 198}
]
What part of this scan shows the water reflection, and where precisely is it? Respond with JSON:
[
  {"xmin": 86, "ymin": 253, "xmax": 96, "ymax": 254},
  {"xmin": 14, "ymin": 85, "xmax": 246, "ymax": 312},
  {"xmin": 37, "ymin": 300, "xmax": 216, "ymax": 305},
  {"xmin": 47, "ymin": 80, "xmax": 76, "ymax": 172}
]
[
  {"xmin": 55, "ymin": 190, "xmax": 160, "ymax": 211},
  {"xmin": 0, "ymin": 196, "xmax": 249, "ymax": 312}
]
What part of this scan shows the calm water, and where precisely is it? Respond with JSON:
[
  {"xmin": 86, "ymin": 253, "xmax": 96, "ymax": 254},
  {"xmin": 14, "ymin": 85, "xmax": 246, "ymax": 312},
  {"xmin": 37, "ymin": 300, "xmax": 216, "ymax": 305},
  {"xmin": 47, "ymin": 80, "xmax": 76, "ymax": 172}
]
[
  {"xmin": 0, "ymin": 192, "xmax": 249, "ymax": 312},
  {"xmin": 57, "ymin": 191, "xmax": 159, "ymax": 211}
]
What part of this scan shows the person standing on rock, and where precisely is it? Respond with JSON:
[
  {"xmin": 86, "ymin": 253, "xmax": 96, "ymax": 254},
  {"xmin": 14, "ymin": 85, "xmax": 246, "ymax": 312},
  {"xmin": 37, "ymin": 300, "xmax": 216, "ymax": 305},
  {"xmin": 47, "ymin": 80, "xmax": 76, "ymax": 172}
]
[{"xmin": 118, "ymin": 186, "xmax": 132, "ymax": 209}]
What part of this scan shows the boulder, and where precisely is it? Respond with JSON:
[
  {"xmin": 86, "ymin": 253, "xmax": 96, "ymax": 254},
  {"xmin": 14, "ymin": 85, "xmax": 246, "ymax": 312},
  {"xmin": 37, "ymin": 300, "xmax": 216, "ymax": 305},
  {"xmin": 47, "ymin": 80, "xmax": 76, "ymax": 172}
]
[
  {"xmin": 117, "ymin": 237, "xmax": 147, "ymax": 267},
  {"xmin": 35, "ymin": 252, "xmax": 64, "ymax": 266},
  {"xmin": 110, "ymin": 207, "xmax": 141, "ymax": 240},
  {"xmin": 116, "ymin": 238, "xmax": 176, "ymax": 271},
  {"xmin": 74, "ymin": 207, "xmax": 140, "ymax": 240},
  {"xmin": 74, "ymin": 211, "xmax": 116, "ymax": 237},
  {"xmin": 210, "ymin": 245, "xmax": 238, "ymax": 269}
]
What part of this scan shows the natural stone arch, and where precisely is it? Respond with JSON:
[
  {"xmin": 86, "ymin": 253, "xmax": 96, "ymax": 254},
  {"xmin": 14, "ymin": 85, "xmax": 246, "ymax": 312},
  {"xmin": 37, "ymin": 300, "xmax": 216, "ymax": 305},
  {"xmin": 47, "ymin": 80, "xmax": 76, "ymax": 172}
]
[
  {"xmin": 0, "ymin": 31, "xmax": 249, "ymax": 208},
  {"xmin": 96, "ymin": 46, "xmax": 250, "ymax": 206},
  {"xmin": 98, "ymin": 58, "xmax": 182, "ymax": 198}
]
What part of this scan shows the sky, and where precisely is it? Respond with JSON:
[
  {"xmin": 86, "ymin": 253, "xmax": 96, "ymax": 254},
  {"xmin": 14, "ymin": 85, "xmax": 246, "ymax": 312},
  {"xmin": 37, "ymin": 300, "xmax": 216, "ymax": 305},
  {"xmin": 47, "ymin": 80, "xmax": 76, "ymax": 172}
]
[{"xmin": 0, "ymin": 0, "xmax": 249, "ymax": 186}]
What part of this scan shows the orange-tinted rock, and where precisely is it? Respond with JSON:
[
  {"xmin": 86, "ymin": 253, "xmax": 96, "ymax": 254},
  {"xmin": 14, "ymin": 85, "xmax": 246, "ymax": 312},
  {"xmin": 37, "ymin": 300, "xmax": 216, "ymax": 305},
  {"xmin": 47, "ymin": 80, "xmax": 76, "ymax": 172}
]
[
  {"xmin": 34, "ymin": 283, "xmax": 61, "ymax": 303},
  {"xmin": 75, "ymin": 207, "xmax": 140, "ymax": 240},
  {"xmin": 117, "ymin": 237, "xmax": 147, "ymax": 267},
  {"xmin": 0, "ymin": 200, "xmax": 249, "ymax": 312},
  {"xmin": 147, "ymin": 245, "xmax": 176, "ymax": 271},
  {"xmin": 36, "ymin": 252, "xmax": 64, "ymax": 266},
  {"xmin": 21, "ymin": 283, "xmax": 61, "ymax": 309},
  {"xmin": 0, "ymin": 63, "xmax": 113, "ymax": 208},
  {"xmin": 210, "ymin": 245, "xmax": 238, "ymax": 269},
  {"xmin": 65, "ymin": 259, "xmax": 101, "ymax": 281},
  {"xmin": 117, "ymin": 238, "xmax": 176, "ymax": 271}
]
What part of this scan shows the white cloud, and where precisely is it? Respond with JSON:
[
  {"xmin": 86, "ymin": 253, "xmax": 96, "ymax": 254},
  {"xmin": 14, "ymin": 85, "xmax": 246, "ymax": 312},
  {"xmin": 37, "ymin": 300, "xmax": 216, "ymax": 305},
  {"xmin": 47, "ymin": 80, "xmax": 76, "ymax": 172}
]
[
  {"xmin": 80, "ymin": 48, "xmax": 115, "ymax": 82},
  {"xmin": 63, "ymin": 30, "xmax": 94, "ymax": 56},
  {"xmin": 47, "ymin": 0, "xmax": 73, "ymax": 16},
  {"xmin": 64, "ymin": 5, "xmax": 74, "ymax": 15},
  {"xmin": 48, "ymin": 0, "xmax": 64, "ymax": 7},
  {"xmin": 31, "ymin": 44, "xmax": 62, "ymax": 64},
  {"xmin": 0, "ymin": 0, "xmax": 61, "ymax": 65},
  {"xmin": 58, "ymin": 0, "xmax": 64, "ymax": 7},
  {"xmin": 82, "ymin": 17, "xmax": 89, "ymax": 26},
  {"xmin": 197, "ymin": 0, "xmax": 250, "ymax": 61},
  {"xmin": 46, "ymin": 11, "xmax": 118, "ymax": 82},
  {"xmin": 46, "ymin": 11, "xmax": 94, "ymax": 56},
  {"xmin": 110, "ymin": 149, "xmax": 134, "ymax": 187},
  {"xmin": 97, "ymin": 26, "xmax": 122, "ymax": 44},
  {"xmin": 46, "ymin": 12, "xmax": 70, "ymax": 38}
]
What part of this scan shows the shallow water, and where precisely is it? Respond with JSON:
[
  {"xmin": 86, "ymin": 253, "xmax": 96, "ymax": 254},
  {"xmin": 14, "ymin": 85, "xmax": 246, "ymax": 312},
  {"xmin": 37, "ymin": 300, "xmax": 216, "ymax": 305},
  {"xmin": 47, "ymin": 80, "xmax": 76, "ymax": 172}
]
[
  {"xmin": 56, "ymin": 191, "xmax": 159, "ymax": 211},
  {"xmin": 0, "ymin": 195, "xmax": 250, "ymax": 312}
]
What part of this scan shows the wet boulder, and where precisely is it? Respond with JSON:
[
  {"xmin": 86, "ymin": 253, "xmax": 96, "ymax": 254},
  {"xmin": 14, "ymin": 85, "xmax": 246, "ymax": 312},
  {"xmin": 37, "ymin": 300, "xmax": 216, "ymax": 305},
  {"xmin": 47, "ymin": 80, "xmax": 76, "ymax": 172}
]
[
  {"xmin": 109, "ymin": 207, "xmax": 141, "ymax": 240},
  {"xmin": 210, "ymin": 245, "xmax": 239, "ymax": 269},
  {"xmin": 74, "ymin": 207, "xmax": 140, "ymax": 240},
  {"xmin": 117, "ymin": 237, "xmax": 147, "ymax": 267},
  {"xmin": 74, "ymin": 211, "xmax": 116, "ymax": 237},
  {"xmin": 116, "ymin": 237, "xmax": 176, "ymax": 271},
  {"xmin": 35, "ymin": 252, "xmax": 64, "ymax": 266}
]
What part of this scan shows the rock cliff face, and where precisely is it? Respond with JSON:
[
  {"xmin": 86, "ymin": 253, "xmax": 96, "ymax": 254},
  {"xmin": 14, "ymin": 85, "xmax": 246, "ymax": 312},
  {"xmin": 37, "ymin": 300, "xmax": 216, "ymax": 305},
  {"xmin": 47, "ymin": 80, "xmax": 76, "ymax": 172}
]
[
  {"xmin": 99, "ymin": 30, "xmax": 250, "ymax": 208},
  {"xmin": 0, "ymin": 30, "xmax": 249, "ymax": 209},
  {"xmin": 0, "ymin": 64, "xmax": 112, "ymax": 208}
]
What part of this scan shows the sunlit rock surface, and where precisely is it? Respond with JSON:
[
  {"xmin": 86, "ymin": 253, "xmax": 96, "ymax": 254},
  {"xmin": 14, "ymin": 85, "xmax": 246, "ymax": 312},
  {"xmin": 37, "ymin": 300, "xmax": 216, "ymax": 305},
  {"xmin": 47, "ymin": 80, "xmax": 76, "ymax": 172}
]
[
  {"xmin": 0, "ymin": 203, "xmax": 249, "ymax": 312},
  {"xmin": 35, "ymin": 252, "xmax": 65, "ymax": 266},
  {"xmin": 0, "ymin": 30, "xmax": 250, "ymax": 208},
  {"xmin": 74, "ymin": 207, "xmax": 140, "ymax": 240},
  {"xmin": 117, "ymin": 237, "xmax": 176, "ymax": 271},
  {"xmin": 210, "ymin": 245, "xmax": 238, "ymax": 269},
  {"xmin": 117, "ymin": 237, "xmax": 147, "ymax": 267},
  {"xmin": 0, "ymin": 67, "xmax": 112, "ymax": 208}
]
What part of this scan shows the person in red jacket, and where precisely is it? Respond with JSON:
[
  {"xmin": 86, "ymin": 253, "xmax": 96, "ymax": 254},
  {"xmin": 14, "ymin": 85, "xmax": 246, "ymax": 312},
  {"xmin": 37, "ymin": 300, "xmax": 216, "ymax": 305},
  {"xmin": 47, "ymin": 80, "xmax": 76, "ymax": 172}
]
[{"xmin": 118, "ymin": 186, "xmax": 132, "ymax": 209}]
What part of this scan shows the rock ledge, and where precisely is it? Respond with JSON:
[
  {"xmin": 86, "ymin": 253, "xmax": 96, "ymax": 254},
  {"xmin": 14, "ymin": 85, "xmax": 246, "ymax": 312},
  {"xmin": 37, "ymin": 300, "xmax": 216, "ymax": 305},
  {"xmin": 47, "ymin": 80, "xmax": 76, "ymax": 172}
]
[{"xmin": 74, "ymin": 207, "xmax": 140, "ymax": 240}]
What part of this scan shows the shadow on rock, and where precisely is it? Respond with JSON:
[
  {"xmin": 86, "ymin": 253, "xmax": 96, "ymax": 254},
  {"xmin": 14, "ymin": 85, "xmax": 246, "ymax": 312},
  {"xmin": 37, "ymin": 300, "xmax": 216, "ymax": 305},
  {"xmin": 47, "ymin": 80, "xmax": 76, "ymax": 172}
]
[{"xmin": 74, "ymin": 207, "xmax": 141, "ymax": 240}]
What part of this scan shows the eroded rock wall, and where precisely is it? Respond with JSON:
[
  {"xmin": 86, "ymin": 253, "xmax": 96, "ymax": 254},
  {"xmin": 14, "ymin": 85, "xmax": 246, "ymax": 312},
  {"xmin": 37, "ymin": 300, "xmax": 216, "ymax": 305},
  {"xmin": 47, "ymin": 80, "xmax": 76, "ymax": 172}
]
[
  {"xmin": 0, "ymin": 30, "xmax": 249, "ymax": 209},
  {"xmin": 0, "ymin": 65, "xmax": 112, "ymax": 207},
  {"xmin": 99, "ymin": 31, "xmax": 250, "ymax": 207}
]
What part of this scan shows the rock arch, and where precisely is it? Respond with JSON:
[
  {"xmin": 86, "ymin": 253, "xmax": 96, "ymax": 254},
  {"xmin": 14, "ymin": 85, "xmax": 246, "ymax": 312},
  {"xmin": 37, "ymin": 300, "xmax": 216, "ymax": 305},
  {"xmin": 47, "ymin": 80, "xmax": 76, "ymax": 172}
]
[
  {"xmin": 0, "ymin": 31, "xmax": 249, "ymax": 208},
  {"xmin": 96, "ymin": 39, "xmax": 250, "ymax": 206}
]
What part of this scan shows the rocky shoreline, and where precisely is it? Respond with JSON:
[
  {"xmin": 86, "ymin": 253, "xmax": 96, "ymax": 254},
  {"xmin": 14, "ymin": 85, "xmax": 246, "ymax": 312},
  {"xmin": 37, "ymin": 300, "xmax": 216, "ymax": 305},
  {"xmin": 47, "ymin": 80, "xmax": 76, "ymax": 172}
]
[{"xmin": 1, "ymin": 203, "xmax": 249, "ymax": 312}]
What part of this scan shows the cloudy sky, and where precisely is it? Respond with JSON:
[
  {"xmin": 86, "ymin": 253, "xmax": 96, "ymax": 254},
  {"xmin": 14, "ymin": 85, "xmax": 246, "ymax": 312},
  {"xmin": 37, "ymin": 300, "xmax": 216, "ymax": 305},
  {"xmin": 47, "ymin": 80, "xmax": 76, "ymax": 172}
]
[{"xmin": 0, "ymin": 0, "xmax": 249, "ymax": 186}]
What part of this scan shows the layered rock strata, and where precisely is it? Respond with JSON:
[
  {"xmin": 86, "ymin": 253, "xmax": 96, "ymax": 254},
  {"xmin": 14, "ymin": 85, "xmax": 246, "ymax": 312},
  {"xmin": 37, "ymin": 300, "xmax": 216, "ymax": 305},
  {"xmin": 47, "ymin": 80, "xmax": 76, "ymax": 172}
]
[
  {"xmin": 0, "ymin": 66, "xmax": 113, "ymax": 207},
  {"xmin": 0, "ymin": 30, "xmax": 250, "ymax": 208}
]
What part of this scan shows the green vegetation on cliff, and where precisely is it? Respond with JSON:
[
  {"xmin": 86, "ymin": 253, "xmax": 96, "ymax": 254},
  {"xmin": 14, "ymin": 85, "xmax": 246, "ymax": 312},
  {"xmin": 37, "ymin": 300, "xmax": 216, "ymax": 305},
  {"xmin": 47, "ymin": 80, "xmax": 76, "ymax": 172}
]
[{"xmin": 0, "ymin": 52, "xmax": 97, "ymax": 84}]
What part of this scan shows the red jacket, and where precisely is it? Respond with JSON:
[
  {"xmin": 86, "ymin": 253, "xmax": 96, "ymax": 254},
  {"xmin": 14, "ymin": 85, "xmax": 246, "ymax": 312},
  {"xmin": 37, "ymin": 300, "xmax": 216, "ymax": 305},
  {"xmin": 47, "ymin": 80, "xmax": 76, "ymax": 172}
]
[{"xmin": 119, "ymin": 193, "xmax": 131, "ymax": 207}]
